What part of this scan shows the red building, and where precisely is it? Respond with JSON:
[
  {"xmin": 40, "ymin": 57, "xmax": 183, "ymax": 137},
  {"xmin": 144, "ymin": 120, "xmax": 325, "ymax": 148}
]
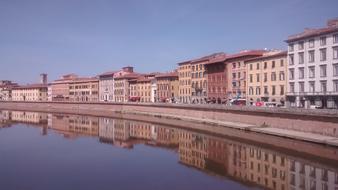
[{"xmin": 205, "ymin": 54, "xmax": 227, "ymax": 104}]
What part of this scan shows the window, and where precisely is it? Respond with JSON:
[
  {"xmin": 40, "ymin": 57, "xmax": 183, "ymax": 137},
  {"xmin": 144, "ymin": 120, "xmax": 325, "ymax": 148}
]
[
  {"xmin": 320, "ymin": 36, "xmax": 326, "ymax": 46},
  {"xmin": 250, "ymin": 74, "xmax": 253, "ymax": 83},
  {"xmin": 298, "ymin": 41, "xmax": 304, "ymax": 50},
  {"xmin": 238, "ymin": 62, "xmax": 241, "ymax": 68},
  {"xmin": 320, "ymin": 65, "xmax": 327, "ymax": 77},
  {"xmin": 279, "ymin": 71, "xmax": 285, "ymax": 81},
  {"xmin": 309, "ymin": 66, "xmax": 315, "ymax": 78},
  {"xmin": 256, "ymin": 74, "xmax": 260, "ymax": 82},
  {"xmin": 309, "ymin": 81, "xmax": 315, "ymax": 93},
  {"xmin": 321, "ymin": 81, "xmax": 327, "ymax": 93},
  {"xmin": 256, "ymin": 87, "xmax": 261, "ymax": 95},
  {"xmin": 280, "ymin": 59, "xmax": 284, "ymax": 67},
  {"xmin": 320, "ymin": 48, "xmax": 327, "ymax": 61},
  {"xmin": 232, "ymin": 63, "xmax": 236, "ymax": 68},
  {"xmin": 334, "ymin": 81, "xmax": 338, "ymax": 92},
  {"xmin": 232, "ymin": 73, "xmax": 236, "ymax": 79},
  {"xmin": 272, "ymin": 61, "xmax": 275, "ymax": 68},
  {"xmin": 264, "ymin": 86, "xmax": 268, "ymax": 95},
  {"xmin": 309, "ymin": 39, "xmax": 315, "ymax": 48},
  {"xmin": 271, "ymin": 72, "xmax": 277, "ymax": 81},
  {"xmin": 272, "ymin": 86, "xmax": 276, "ymax": 95},
  {"xmin": 299, "ymin": 52, "xmax": 304, "ymax": 64},
  {"xmin": 238, "ymin": 72, "xmax": 241, "ymax": 79},
  {"xmin": 250, "ymin": 64, "xmax": 253, "ymax": 70},
  {"xmin": 289, "ymin": 54, "xmax": 294, "ymax": 65},
  {"xmin": 299, "ymin": 82, "xmax": 304, "ymax": 93},
  {"xmin": 333, "ymin": 47, "xmax": 338, "ymax": 59},
  {"xmin": 334, "ymin": 64, "xmax": 338, "ymax": 76},
  {"xmin": 256, "ymin": 63, "xmax": 260, "ymax": 70},
  {"xmin": 299, "ymin": 67, "xmax": 305, "ymax": 79},
  {"xmin": 290, "ymin": 83, "xmax": 295, "ymax": 93},
  {"xmin": 264, "ymin": 73, "xmax": 268, "ymax": 82},
  {"xmin": 308, "ymin": 50, "xmax": 315, "ymax": 63},
  {"xmin": 280, "ymin": 85, "xmax": 284, "ymax": 95},
  {"xmin": 289, "ymin": 69, "xmax": 294, "ymax": 80},
  {"xmin": 264, "ymin": 62, "xmax": 267, "ymax": 69},
  {"xmin": 249, "ymin": 87, "xmax": 254, "ymax": 95},
  {"xmin": 289, "ymin": 44, "xmax": 294, "ymax": 52},
  {"xmin": 334, "ymin": 34, "xmax": 338, "ymax": 44}
]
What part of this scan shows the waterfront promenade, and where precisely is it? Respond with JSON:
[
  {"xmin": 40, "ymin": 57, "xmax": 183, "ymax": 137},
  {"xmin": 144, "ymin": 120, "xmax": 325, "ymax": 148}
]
[{"xmin": 1, "ymin": 101, "xmax": 338, "ymax": 147}]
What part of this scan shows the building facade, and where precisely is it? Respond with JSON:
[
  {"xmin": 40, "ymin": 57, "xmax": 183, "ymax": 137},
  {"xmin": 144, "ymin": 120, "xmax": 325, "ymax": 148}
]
[
  {"xmin": 0, "ymin": 80, "xmax": 18, "ymax": 101},
  {"xmin": 245, "ymin": 51, "xmax": 287, "ymax": 105},
  {"xmin": 178, "ymin": 61, "xmax": 191, "ymax": 104},
  {"xmin": 286, "ymin": 19, "xmax": 338, "ymax": 108},
  {"xmin": 204, "ymin": 54, "xmax": 227, "ymax": 103},
  {"xmin": 12, "ymin": 84, "xmax": 48, "ymax": 101},
  {"xmin": 114, "ymin": 73, "xmax": 140, "ymax": 102},
  {"xmin": 226, "ymin": 50, "xmax": 265, "ymax": 100},
  {"xmin": 98, "ymin": 66, "xmax": 134, "ymax": 102},
  {"xmin": 50, "ymin": 74, "xmax": 78, "ymax": 101},
  {"xmin": 155, "ymin": 72, "xmax": 179, "ymax": 103},
  {"xmin": 68, "ymin": 78, "xmax": 99, "ymax": 102}
]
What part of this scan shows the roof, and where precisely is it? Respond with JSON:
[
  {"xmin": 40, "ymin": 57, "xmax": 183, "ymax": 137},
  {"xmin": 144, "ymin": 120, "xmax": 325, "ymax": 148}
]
[
  {"xmin": 13, "ymin": 83, "xmax": 48, "ymax": 90},
  {"xmin": 225, "ymin": 50, "xmax": 266, "ymax": 61},
  {"xmin": 178, "ymin": 52, "xmax": 226, "ymax": 66},
  {"xmin": 137, "ymin": 78, "xmax": 151, "ymax": 83},
  {"xmin": 114, "ymin": 73, "xmax": 142, "ymax": 80},
  {"xmin": 286, "ymin": 20, "xmax": 338, "ymax": 43},
  {"xmin": 98, "ymin": 70, "xmax": 118, "ymax": 78},
  {"xmin": 244, "ymin": 51, "xmax": 287, "ymax": 63},
  {"xmin": 155, "ymin": 72, "xmax": 179, "ymax": 78},
  {"xmin": 52, "ymin": 77, "xmax": 98, "ymax": 84}
]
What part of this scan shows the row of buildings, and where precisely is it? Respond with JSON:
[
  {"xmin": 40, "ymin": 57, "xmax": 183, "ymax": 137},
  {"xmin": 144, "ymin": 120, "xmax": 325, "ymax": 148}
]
[
  {"xmin": 1, "ymin": 18, "xmax": 338, "ymax": 108},
  {"xmin": 2, "ymin": 110, "xmax": 338, "ymax": 190}
]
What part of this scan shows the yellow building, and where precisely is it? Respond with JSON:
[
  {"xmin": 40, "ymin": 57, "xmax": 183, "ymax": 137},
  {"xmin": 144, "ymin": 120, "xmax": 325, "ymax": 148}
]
[
  {"xmin": 245, "ymin": 51, "xmax": 287, "ymax": 105},
  {"xmin": 12, "ymin": 84, "xmax": 48, "ymax": 101},
  {"xmin": 178, "ymin": 61, "xmax": 191, "ymax": 103},
  {"xmin": 226, "ymin": 50, "xmax": 265, "ymax": 100},
  {"xmin": 155, "ymin": 72, "xmax": 179, "ymax": 103}
]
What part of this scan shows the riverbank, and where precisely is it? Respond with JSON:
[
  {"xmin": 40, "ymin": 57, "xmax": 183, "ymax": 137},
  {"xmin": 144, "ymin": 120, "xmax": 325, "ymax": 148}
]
[{"xmin": 1, "ymin": 101, "xmax": 338, "ymax": 147}]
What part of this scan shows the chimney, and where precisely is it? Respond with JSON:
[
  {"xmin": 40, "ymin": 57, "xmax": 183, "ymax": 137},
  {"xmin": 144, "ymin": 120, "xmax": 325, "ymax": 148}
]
[{"xmin": 40, "ymin": 73, "xmax": 47, "ymax": 84}]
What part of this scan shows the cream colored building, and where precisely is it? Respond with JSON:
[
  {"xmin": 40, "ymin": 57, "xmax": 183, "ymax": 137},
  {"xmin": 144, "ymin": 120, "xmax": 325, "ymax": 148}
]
[
  {"xmin": 98, "ymin": 66, "xmax": 134, "ymax": 102},
  {"xmin": 12, "ymin": 84, "xmax": 48, "ymax": 101},
  {"xmin": 50, "ymin": 74, "xmax": 78, "ymax": 101},
  {"xmin": 68, "ymin": 77, "xmax": 99, "ymax": 102},
  {"xmin": 245, "ymin": 51, "xmax": 287, "ymax": 105},
  {"xmin": 114, "ymin": 73, "xmax": 140, "ymax": 102}
]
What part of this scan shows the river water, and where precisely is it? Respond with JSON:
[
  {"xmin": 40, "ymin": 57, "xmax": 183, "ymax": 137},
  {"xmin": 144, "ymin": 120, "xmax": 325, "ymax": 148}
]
[{"xmin": 0, "ymin": 110, "xmax": 337, "ymax": 190}]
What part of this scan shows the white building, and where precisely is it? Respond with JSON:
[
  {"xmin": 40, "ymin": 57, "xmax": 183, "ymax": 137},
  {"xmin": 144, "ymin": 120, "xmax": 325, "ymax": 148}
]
[
  {"xmin": 286, "ymin": 18, "xmax": 338, "ymax": 108},
  {"xmin": 98, "ymin": 71, "xmax": 116, "ymax": 102},
  {"xmin": 150, "ymin": 78, "xmax": 157, "ymax": 103},
  {"xmin": 98, "ymin": 66, "xmax": 134, "ymax": 102}
]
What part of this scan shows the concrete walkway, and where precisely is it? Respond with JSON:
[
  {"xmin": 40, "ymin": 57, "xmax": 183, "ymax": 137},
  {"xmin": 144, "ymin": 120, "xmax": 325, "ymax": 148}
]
[
  {"xmin": 122, "ymin": 110, "xmax": 338, "ymax": 147},
  {"xmin": 250, "ymin": 127, "xmax": 338, "ymax": 147}
]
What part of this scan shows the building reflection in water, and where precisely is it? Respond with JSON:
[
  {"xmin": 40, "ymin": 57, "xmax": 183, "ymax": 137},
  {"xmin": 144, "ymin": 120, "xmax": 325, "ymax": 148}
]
[{"xmin": 1, "ymin": 110, "xmax": 338, "ymax": 190}]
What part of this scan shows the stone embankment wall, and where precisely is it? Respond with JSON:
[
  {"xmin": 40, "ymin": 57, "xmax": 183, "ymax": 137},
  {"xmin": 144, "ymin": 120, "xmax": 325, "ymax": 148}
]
[{"xmin": 0, "ymin": 101, "xmax": 338, "ymax": 137}]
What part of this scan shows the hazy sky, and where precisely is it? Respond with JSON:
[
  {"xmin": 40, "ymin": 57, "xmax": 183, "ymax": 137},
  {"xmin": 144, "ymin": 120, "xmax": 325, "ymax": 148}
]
[{"xmin": 0, "ymin": 0, "xmax": 337, "ymax": 84}]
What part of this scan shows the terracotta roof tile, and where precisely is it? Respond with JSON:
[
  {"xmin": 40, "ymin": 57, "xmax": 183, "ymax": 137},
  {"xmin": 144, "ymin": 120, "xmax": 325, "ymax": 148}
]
[
  {"xmin": 244, "ymin": 51, "xmax": 287, "ymax": 63},
  {"xmin": 286, "ymin": 26, "xmax": 338, "ymax": 43}
]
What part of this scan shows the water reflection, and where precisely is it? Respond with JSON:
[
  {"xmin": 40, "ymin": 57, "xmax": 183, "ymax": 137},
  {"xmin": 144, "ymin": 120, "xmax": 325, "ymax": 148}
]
[{"xmin": 1, "ymin": 110, "xmax": 338, "ymax": 190}]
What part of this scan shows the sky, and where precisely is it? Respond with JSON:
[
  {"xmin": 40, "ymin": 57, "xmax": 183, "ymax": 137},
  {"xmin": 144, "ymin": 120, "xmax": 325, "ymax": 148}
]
[{"xmin": 0, "ymin": 0, "xmax": 338, "ymax": 84}]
